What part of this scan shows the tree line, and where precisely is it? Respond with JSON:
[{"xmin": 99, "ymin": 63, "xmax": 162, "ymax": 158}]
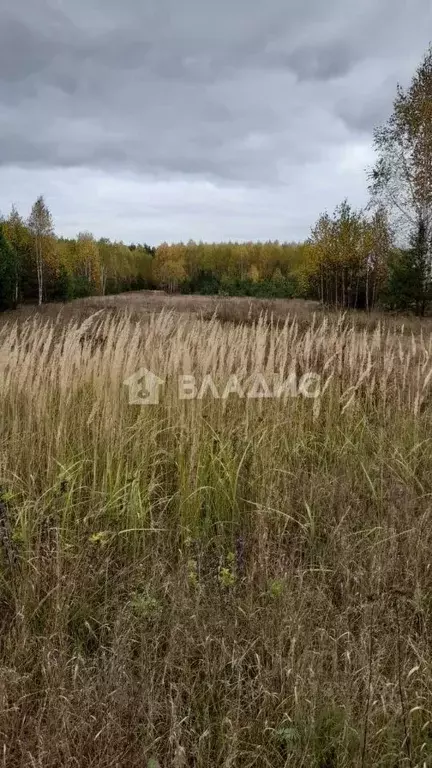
[
  {"xmin": 1, "ymin": 46, "xmax": 432, "ymax": 314},
  {"xmin": 0, "ymin": 199, "xmax": 155, "ymax": 310}
]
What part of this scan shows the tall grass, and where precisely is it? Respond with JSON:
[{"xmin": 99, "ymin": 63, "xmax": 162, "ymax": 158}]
[{"xmin": 1, "ymin": 309, "xmax": 432, "ymax": 766}]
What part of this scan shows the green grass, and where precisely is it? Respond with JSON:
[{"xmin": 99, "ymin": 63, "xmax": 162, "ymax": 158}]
[{"xmin": 1, "ymin": 308, "xmax": 432, "ymax": 766}]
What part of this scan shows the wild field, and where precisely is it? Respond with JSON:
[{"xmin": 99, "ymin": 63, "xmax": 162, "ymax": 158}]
[{"xmin": 1, "ymin": 301, "xmax": 432, "ymax": 767}]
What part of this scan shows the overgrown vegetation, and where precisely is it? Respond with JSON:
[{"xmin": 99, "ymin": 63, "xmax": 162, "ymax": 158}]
[
  {"xmin": 2, "ymin": 36, "xmax": 432, "ymax": 768},
  {"xmin": 1, "ymin": 307, "xmax": 432, "ymax": 766},
  {"xmin": 0, "ymin": 202, "xmax": 156, "ymax": 307}
]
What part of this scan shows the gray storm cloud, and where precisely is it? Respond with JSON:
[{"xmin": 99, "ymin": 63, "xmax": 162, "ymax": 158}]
[{"xmin": 0, "ymin": 0, "xmax": 431, "ymax": 241}]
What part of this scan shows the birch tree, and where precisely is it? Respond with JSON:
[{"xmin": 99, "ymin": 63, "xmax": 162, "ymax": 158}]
[
  {"xmin": 4, "ymin": 205, "xmax": 29, "ymax": 304},
  {"xmin": 28, "ymin": 196, "xmax": 54, "ymax": 305},
  {"xmin": 369, "ymin": 45, "xmax": 432, "ymax": 243}
]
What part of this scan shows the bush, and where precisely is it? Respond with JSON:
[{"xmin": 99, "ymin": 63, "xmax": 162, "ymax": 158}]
[
  {"xmin": 217, "ymin": 275, "xmax": 298, "ymax": 299},
  {"xmin": 46, "ymin": 264, "xmax": 74, "ymax": 302},
  {"xmin": 186, "ymin": 270, "xmax": 222, "ymax": 295},
  {"xmin": 73, "ymin": 275, "xmax": 93, "ymax": 299}
]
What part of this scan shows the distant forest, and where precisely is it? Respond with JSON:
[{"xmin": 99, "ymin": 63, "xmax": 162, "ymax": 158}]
[{"xmin": 1, "ymin": 46, "xmax": 432, "ymax": 315}]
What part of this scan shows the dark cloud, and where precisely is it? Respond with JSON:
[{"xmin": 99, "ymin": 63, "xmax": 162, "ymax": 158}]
[
  {"xmin": 0, "ymin": 0, "xmax": 431, "ymax": 240},
  {"xmin": 285, "ymin": 43, "xmax": 360, "ymax": 82},
  {"xmin": 0, "ymin": 17, "xmax": 58, "ymax": 82},
  {"xmin": 336, "ymin": 93, "xmax": 394, "ymax": 135}
]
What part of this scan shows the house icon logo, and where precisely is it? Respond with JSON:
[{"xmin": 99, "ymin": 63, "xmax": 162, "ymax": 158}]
[{"xmin": 123, "ymin": 368, "xmax": 165, "ymax": 405}]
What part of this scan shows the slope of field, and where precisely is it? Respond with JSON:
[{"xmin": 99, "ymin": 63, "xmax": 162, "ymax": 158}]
[
  {"xmin": 4, "ymin": 290, "xmax": 432, "ymax": 335},
  {"xmin": 1, "ymin": 303, "xmax": 432, "ymax": 766}
]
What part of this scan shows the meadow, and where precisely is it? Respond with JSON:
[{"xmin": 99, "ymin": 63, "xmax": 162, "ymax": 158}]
[{"xmin": 1, "ymin": 295, "xmax": 432, "ymax": 766}]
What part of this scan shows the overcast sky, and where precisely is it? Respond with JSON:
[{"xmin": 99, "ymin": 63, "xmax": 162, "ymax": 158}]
[{"xmin": 0, "ymin": 0, "xmax": 431, "ymax": 245}]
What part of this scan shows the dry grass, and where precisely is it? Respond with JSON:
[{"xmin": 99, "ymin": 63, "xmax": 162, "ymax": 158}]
[
  {"xmin": 1, "ymin": 304, "xmax": 432, "ymax": 766},
  {"xmin": 7, "ymin": 290, "xmax": 432, "ymax": 334}
]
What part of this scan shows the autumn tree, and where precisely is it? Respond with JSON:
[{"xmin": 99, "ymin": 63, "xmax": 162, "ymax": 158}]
[
  {"xmin": 309, "ymin": 201, "xmax": 391, "ymax": 309},
  {"xmin": 0, "ymin": 225, "xmax": 19, "ymax": 311},
  {"xmin": 98, "ymin": 238, "xmax": 113, "ymax": 295},
  {"xmin": 28, "ymin": 196, "xmax": 54, "ymax": 305},
  {"xmin": 248, "ymin": 264, "xmax": 260, "ymax": 283},
  {"xmin": 3, "ymin": 205, "xmax": 31, "ymax": 304},
  {"xmin": 369, "ymin": 45, "xmax": 432, "ymax": 243},
  {"xmin": 153, "ymin": 243, "xmax": 186, "ymax": 292},
  {"xmin": 364, "ymin": 207, "xmax": 392, "ymax": 310},
  {"xmin": 75, "ymin": 232, "xmax": 101, "ymax": 294}
]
